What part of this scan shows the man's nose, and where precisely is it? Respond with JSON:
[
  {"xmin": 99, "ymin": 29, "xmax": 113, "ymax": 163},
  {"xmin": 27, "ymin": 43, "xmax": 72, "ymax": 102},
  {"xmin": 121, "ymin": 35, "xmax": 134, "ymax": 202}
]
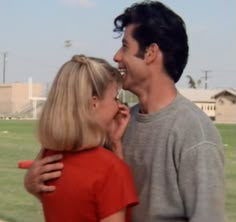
[{"xmin": 113, "ymin": 48, "xmax": 122, "ymax": 63}]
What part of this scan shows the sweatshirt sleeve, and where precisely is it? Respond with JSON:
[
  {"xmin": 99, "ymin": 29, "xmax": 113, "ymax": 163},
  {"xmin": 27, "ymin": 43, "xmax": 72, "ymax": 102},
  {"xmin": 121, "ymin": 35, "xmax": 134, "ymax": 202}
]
[{"xmin": 178, "ymin": 142, "xmax": 224, "ymax": 222}]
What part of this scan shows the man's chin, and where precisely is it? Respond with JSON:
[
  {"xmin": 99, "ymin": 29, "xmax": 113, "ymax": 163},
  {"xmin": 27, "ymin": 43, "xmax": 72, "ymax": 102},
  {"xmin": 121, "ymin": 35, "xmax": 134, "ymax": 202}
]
[
  {"xmin": 122, "ymin": 74, "xmax": 127, "ymax": 83},
  {"xmin": 122, "ymin": 84, "xmax": 130, "ymax": 91},
  {"xmin": 121, "ymin": 76, "xmax": 127, "ymax": 89}
]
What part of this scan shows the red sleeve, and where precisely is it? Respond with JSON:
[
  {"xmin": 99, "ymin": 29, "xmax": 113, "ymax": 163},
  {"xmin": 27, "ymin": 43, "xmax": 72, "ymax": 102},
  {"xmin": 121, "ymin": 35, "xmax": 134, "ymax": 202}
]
[{"xmin": 95, "ymin": 160, "xmax": 139, "ymax": 219}]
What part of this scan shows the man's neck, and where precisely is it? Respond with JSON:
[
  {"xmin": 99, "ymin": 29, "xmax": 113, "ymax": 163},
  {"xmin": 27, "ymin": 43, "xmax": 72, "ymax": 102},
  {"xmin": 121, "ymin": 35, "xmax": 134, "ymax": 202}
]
[{"xmin": 138, "ymin": 80, "xmax": 177, "ymax": 114}]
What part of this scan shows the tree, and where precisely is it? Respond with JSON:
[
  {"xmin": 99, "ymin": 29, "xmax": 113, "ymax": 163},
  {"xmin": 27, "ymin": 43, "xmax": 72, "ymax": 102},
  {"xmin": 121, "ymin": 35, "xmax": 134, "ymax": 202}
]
[
  {"xmin": 186, "ymin": 75, "xmax": 196, "ymax": 88},
  {"xmin": 186, "ymin": 75, "xmax": 202, "ymax": 88}
]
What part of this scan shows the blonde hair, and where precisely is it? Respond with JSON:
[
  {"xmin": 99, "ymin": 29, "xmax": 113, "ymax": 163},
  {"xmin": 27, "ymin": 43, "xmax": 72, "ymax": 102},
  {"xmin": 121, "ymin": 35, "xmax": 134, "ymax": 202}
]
[{"xmin": 37, "ymin": 55, "xmax": 121, "ymax": 151}]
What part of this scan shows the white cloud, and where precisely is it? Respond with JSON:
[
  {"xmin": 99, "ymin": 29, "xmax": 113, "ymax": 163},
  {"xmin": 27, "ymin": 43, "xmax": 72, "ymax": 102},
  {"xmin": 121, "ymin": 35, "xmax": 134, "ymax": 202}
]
[{"xmin": 62, "ymin": 0, "xmax": 95, "ymax": 8}]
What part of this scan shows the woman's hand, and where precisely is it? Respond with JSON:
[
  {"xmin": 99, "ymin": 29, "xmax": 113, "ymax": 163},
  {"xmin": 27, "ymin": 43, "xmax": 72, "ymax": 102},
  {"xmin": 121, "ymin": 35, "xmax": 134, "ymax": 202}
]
[{"xmin": 108, "ymin": 103, "xmax": 130, "ymax": 159}]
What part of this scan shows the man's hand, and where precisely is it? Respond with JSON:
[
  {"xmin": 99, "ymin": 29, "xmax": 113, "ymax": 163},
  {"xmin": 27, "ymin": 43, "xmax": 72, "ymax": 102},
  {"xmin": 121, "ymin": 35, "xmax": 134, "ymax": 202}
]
[{"xmin": 24, "ymin": 148, "xmax": 64, "ymax": 200}]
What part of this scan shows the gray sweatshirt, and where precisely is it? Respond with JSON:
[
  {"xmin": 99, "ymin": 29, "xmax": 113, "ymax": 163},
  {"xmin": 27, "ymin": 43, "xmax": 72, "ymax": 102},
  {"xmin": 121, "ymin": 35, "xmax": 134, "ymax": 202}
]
[{"xmin": 123, "ymin": 93, "xmax": 224, "ymax": 222}]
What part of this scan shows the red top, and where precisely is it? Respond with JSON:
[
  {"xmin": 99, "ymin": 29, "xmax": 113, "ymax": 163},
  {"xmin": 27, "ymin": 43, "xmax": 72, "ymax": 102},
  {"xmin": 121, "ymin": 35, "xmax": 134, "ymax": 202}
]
[{"xmin": 42, "ymin": 147, "xmax": 138, "ymax": 222}]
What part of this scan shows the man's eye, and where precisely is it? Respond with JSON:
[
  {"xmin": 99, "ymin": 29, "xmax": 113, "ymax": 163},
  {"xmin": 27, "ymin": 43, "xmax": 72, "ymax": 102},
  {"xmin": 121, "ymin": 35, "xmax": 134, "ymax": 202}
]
[{"xmin": 115, "ymin": 96, "xmax": 120, "ymax": 101}]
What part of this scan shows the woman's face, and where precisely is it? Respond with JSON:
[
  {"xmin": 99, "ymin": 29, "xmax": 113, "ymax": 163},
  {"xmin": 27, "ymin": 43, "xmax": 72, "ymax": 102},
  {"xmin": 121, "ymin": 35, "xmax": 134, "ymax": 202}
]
[{"xmin": 93, "ymin": 82, "xmax": 120, "ymax": 130}]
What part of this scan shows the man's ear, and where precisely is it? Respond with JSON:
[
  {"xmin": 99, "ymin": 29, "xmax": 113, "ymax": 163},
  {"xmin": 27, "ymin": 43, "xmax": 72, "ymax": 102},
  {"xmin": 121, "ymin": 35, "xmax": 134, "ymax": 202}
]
[{"xmin": 144, "ymin": 43, "xmax": 160, "ymax": 64}]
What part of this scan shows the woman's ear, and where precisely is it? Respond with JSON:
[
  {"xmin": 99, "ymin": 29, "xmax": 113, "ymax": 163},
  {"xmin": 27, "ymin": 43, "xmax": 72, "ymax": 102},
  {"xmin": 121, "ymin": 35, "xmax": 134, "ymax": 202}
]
[{"xmin": 92, "ymin": 96, "xmax": 99, "ymax": 110}]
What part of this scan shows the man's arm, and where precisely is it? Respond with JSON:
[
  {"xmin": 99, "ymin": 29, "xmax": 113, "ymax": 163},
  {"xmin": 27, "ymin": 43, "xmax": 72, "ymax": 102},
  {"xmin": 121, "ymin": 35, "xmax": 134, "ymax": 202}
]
[
  {"xmin": 24, "ymin": 148, "xmax": 64, "ymax": 200},
  {"xmin": 179, "ymin": 143, "xmax": 224, "ymax": 222}
]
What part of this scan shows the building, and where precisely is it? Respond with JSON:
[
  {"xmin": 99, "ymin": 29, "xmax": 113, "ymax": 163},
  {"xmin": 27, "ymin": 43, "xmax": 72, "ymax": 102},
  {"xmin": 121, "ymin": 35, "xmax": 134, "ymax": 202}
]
[
  {"xmin": 179, "ymin": 89, "xmax": 219, "ymax": 120},
  {"xmin": 122, "ymin": 88, "xmax": 236, "ymax": 124},
  {"xmin": 213, "ymin": 89, "xmax": 236, "ymax": 124},
  {"xmin": 1, "ymin": 82, "xmax": 235, "ymax": 123},
  {"xmin": 0, "ymin": 82, "xmax": 43, "ymax": 118},
  {"xmin": 179, "ymin": 88, "xmax": 236, "ymax": 124}
]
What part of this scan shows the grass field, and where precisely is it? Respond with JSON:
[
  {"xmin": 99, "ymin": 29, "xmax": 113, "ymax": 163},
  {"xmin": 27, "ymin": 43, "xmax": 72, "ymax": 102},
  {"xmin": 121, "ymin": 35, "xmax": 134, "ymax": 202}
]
[{"xmin": 0, "ymin": 120, "xmax": 235, "ymax": 222}]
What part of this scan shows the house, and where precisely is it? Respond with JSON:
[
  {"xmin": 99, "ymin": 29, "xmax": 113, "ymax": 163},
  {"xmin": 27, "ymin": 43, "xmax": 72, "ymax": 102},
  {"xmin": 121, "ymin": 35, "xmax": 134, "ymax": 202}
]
[
  {"xmin": 179, "ymin": 88, "xmax": 236, "ymax": 124},
  {"xmin": 178, "ymin": 89, "xmax": 219, "ymax": 120},
  {"xmin": 122, "ymin": 88, "xmax": 236, "ymax": 123},
  {"xmin": 212, "ymin": 89, "xmax": 236, "ymax": 124}
]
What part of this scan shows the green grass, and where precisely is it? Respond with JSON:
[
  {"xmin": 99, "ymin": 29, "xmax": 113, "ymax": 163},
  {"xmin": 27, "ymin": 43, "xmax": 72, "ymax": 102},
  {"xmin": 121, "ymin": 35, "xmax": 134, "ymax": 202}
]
[
  {"xmin": 0, "ymin": 120, "xmax": 235, "ymax": 222},
  {"xmin": 216, "ymin": 124, "xmax": 236, "ymax": 222},
  {"xmin": 0, "ymin": 120, "xmax": 44, "ymax": 222}
]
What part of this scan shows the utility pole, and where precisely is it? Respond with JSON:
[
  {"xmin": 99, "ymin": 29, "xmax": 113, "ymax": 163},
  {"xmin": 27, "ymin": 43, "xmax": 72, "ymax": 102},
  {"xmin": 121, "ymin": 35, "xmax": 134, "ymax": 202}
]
[
  {"xmin": 2, "ymin": 52, "xmax": 8, "ymax": 84},
  {"xmin": 202, "ymin": 70, "xmax": 211, "ymax": 89}
]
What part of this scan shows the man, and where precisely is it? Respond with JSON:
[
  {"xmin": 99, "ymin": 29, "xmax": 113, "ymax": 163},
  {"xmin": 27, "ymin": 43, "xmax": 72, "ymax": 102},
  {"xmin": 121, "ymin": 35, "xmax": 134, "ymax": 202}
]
[{"xmin": 25, "ymin": 1, "xmax": 224, "ymax": 221}]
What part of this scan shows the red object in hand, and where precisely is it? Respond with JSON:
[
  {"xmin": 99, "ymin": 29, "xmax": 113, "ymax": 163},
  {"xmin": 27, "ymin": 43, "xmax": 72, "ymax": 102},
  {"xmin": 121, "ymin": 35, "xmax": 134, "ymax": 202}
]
[{"xmin": 18, "ymin": 160, "xmax": 34, "ymax": 169}]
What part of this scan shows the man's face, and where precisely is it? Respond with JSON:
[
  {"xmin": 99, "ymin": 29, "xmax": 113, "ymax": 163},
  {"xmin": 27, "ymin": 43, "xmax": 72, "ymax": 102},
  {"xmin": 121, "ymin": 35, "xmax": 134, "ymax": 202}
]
[{"xmin": 113, "ymin": 25, "xmax": 149, "ymax": 94}]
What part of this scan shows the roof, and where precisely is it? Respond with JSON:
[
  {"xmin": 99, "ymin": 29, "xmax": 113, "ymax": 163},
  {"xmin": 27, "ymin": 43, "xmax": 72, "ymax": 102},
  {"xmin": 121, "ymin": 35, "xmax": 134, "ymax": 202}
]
[
  {"xmin": 178, "ymin": 88, "xmax": 220, "ymax": 102},
  {"xmin": 212, "ymin": 88, "xmax": 236, "ymax": 98}
]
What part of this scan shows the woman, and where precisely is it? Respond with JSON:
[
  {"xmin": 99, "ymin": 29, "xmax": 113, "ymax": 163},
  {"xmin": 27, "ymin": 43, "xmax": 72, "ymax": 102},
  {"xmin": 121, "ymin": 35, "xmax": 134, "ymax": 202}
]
[{"xmin": 37, "ymin": 55, "xmax": 138, "ymax": 222}]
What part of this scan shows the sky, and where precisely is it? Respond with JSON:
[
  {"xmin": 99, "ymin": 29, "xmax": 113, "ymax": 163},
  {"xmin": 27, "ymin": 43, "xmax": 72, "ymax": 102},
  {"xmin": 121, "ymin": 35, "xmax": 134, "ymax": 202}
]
[{"xmin": 0, "ymin": 0, "xmax": 235, "ymax": 90}]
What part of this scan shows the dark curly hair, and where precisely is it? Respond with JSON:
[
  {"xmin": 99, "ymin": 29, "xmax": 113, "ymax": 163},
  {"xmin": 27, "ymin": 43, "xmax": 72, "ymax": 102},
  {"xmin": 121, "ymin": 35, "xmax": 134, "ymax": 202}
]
[{"xmin": 113, "ymin": 1, "xmax": 189, "ymax": 83}]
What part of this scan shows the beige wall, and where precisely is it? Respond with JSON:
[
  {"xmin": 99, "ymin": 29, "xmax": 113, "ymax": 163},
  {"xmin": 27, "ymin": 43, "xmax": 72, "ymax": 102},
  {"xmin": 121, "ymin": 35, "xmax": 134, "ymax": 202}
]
[
  {"xmin": 0, "ymin": 83, "xmax": 43, "ymax": 116},
  {"xmin": 215, "ymin": 95, "xmax": 236, "ymax": 124},
  {"xmin": 0, "ymin": 85, "xmax": 12, "ymax": 114}
]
